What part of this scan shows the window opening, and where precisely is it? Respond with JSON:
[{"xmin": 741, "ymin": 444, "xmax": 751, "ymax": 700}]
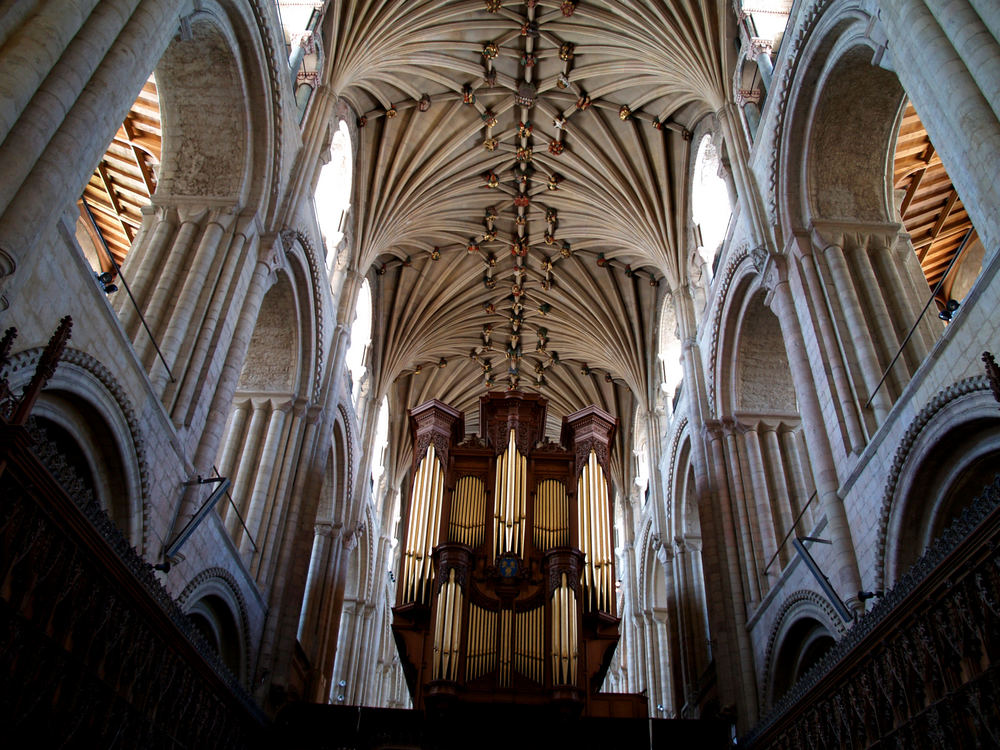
[
  {"xmin": 345, "ymin": 277, "xmax": 372, "ymax": 404},
  {"xmin": 893, "ymin": 101, "xmax": 982, "ymax": 315},
  {"xmin": 77, "ymin": 73, "xmax": 160, "ymax": 279},
  {"xmin": 316, "ymin": 120, "xmax": 353, "ymax": 270}
]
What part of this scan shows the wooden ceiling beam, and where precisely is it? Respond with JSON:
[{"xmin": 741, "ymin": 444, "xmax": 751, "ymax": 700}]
[
  {"xmin": 122, "ymin": 118, "xmax": 158, "ymax": 195},
  {"xmin": 95, "ymin": 163, "xmax": 136, "ymax": 241}
]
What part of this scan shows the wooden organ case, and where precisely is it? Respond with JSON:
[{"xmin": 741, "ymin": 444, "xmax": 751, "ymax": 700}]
[{"xmin": 392, "ymin": 392, "xmax": 646, "ymax": 718}]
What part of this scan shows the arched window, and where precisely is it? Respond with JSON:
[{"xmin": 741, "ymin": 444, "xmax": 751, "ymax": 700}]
[
  {"xmin": 345, "ymin": 277, "xmax": 372, "ymax": 405},
  {"xmin": 315, "ymin": 120, "xmax": 353, "ymax": 271},
  {"xmin": 691, "ymin": 134, "xmax": 732, "ymax": 278},
  {"xmin": 371, "ymin": 396, "xmax": 390, "ymax": 487},
  {"xmin": 771, "ymin": 617, "xmax": 835, "ymax": 704},
  {"xmin": 76, "ymin": 73, "xmax": 160, "ymax": 290},
  {"xmin": 658, "ymin": 293, "xmax": 683, "ymax": 412}
]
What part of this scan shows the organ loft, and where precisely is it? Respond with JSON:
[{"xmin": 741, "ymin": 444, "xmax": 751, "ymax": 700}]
[{"xmin": 392, "ymin": 392, "xmax": 645, "ymax": 718}]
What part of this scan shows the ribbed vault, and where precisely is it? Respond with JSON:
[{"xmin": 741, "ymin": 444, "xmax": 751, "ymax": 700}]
[{"xmin": 322, "ymin": 0, "xmax": 732, "ymax": 469}]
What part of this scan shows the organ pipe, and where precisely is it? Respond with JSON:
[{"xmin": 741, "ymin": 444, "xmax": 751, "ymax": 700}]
[
  {"xmin": 514, "ymin": 606, "xmax": 544, "ymax": 683},
  {"xmin": 499, "ymin": 607, "xmax": 512, "ymax": 687},
  {"xmin": 402, "ymin": 445, "xmax": 445, "ymax": 605},
  {"xmin": 449, "ymin": 475, "xmax": 486, "ymax": 547},
  {"xmin": 551, "ymin": 572, "xmax": 579, "ymax": 685},
  {"xmin": 493, "ymin": 429, "xmax": 526, "ymax": 557},
  {"xmin": 533, "ymin": 479, "xmax": 569, "ymax": 550},
  {"xmin": 578, "ymin": 450, "xmax": 613, "ymax": 612},
  {"xmin": 393, "ymin": 395, "xmax": 636, "ymax": 716},
  {"xmin": 466, "ymin": 603, "xmax": 497, "ymax": 681},
  {"xmin": 432, "ymin": 567, "xmax": 463, "ymax": 681}
]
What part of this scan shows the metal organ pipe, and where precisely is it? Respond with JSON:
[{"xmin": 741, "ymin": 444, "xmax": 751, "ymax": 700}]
[
  {"xmin": 533, "ymin": 480, "xmax": 569, "ymax": 550},
  {"xmin": 432, "ymin": 568, "xmax": 463, "ymax": 681},
  {"xmin": 578, "ymin": 450, "xmax": 613, "ymax": 612},
  {"xmin": 402, "ymin": 445, "xmax": 445, "ymax": 604},
  {"xmin": 494, "ymin": 430, "xmax": 527, "ymax": 557},
  {"xmin": 449, "ymin": 476, "xmax": 485, "ymax": 547}
]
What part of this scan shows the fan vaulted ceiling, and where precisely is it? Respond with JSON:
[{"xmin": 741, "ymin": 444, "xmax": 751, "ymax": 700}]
[{"xmin": 322, "ymin": 0, "xmax": 734, "ymax": 483}]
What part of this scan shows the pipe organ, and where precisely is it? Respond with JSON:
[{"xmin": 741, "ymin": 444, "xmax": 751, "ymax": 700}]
[{"xmin": 392, "ymin": 393, "xmax": 646, "ymax": 717}]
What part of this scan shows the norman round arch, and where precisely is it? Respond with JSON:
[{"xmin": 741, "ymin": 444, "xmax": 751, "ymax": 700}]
[
  {"xmin": 178, "ymin": 567, "xmax": 252, "ymax": 685},
  {"xmin": 153, "ymin": 0, "xmax": 281, "ymax": 213},
  {"xmin": 3, "ymin": 347, "xmax": 148, "ymax": 550},
  {"xmin": 879, "ymin": 375, "xmax": 999, "ymax": 587},
  {"xmin": 761, "ymin": 589, "xmax": 845, "ymax": 711}
]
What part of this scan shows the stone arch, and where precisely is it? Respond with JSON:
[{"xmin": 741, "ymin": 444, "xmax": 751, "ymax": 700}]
[
  {"xmin": 762, "ymin": 589, "xmax": 845, "ymax": 710},
  {"xmin": 217, "ymin": 257, "xmax": 315, "ymax": 559},
  {"xmin": 714, "ymin": 258, "xmax": 794, "ymax": 416},
  {"xmin": 705, "ymin": 244, "xmax": 750, "ymax": 417},
  {"xmin": 711, "ymin": 258, "xmax": 813, "ymax": 591},
  {"xmin": 281, "ymin": 229, "xmax": 326, "ymax": 403},
  {"xmin": 178, "ymin": 567, "xmax": 252, "ymax": 685},
  {"xmin": 3, "ymin": 347, "xmax": 148, "ymax": 550},
  {"xmin": 771, "ymin": 6, "xmax": 878, "ymax": 233},
  {"xmin": 880, "ymin": 376, "xmax": 999, "ymax": 587},
  {"xmin": 239, "ymin": 269, "xmax": 306, "ymax": 396},
  {"xmin": 802, "ymin": 45, "xmax": 903, "ymax": 226},
  {"xmin": 153, "ymin": 1, "xmax": 279, "ymax": 211}
]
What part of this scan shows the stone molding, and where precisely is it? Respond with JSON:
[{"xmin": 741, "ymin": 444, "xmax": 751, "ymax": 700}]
[
  {"xmin": 281, "ymin": 227, "xmax": 326, "ymax": 403},
  {"xmin": 760, "ymin": 588, "xmax": 848, "ymax": 712},
  {"xmin": 177, "ymin": 566, "xmax": 253, "ymax": 686},
  {"xmin": 875, "ymin": 375, "xmax": 992, "ymax": 590},
  {"xmin": 706, "ymin": 244, "xmax": 751, "ymax": 416},
  {"xmin": 2, "ymin": 346, "xmax": 151, "ymax": 554}
]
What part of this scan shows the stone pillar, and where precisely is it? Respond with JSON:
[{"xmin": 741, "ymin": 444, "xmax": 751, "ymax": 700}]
[
  {"xmin": 761, "ymin": 255, "xmax": 862, "ymax": 610},
  {"xmin": 0, "ymin": 0, "xmax": 180, "ymax": 301},
  {"xmin": 721, "ymin": 421, "xmax": 762, "ymax": 601},
  {"xmin": 227, "ymin": 399, "xmax": 270, "ymax": 541},
  {"xmin": 652, "ymin": 610, "xmax": 673, "ymax": 716},
  {"xmin": 674, "ymin": 284, "xmax": 759, "ymax": 725},
  {"xmin": 168, "ymin": 213, "xmax": 257, "ymax": 423},
  {"xmin": 241, "ymin": 401, "xmax": 292, "ymax": 556},
  {"xmin": 879, "ymin": 0, "xmax": 1000, "ymax": 252},
  {"xmin": 762, "ymin": 423, "xmax": 795, "ymax": 569},
  {"xmin": 792, "ymin": 238, "xmax": 868, "ymax": 450},
  {"xmin": 747, "ymin": 38, "xmax": 774, "ymax": 91},
  {"xmin": 738, "ymin": 421, "xmax": 779, "ymax": 586},
  {"xmin": 818, "ymin": 233, "xmax": 893, "ymax": 423}
]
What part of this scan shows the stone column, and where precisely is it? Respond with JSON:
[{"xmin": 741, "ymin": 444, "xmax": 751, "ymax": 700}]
[
  {"xmin": 879, "ymin": 0, "xmax": 1000, "ymax": 252},
  {"xmin": 226, "ymin": 399, "xmax": 270, "ymax": 541},
  {"xmin": 652, "ymin": 610, "xmax": 674, "ymax": 716},
  {"xmin": 762, "ymin": 422, "xmax": 795, "ymax": 569},
  {"xmin": 241, "ymin": 400, "xmax": 292, "ymax": 557},
  {"xmin": 674, "ymin": 281, "xmax": 760, "ymax": 724},
  {"xmin": 0, "ymin": 0, "xmax": 180, "ymax": 293},
  {"xmin": 168, "ymin": 213, "xmax": 257, "ymax": 423},
  {"xmin": 151, "ymin": 207, "xmax": 238, "ymax": 392},
  {"xmin": 762, "ymin": 255, "xmax": 862, "ymax": 610},
  {"xmin": 719, "ymin": 421, "xmax": 760, "ymax": 601},
  {"xmin": 738, "ymin": 421, "xmax": 779, "ymax": 586},
  {"xmin": 792, "ymin": 236, "xmax": 867, "ymax": 451},
  {"xmin": 818, "ymin": 233, "xmax": 892, "ymax": 423}
]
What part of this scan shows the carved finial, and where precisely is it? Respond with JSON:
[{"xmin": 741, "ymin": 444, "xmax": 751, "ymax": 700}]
[
  {"xmin": 0, "ymin": 326, "xmax": 16, "ymax": 371},
  {"xmin": 12, "ymin": 315, "xmax": 72, "ymax": 424},
  {"xmin": 984, "ymin": 351, "xmax": 1000, "ymax": 406}
]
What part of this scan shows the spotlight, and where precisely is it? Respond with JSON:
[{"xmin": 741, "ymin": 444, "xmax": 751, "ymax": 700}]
[
  {"xmin": 95, "ymin": 271, "xmax": 118, "ymax": 294},
  {"xmin": 938, "ymin": 298, "xmax": 960, "ymax": 322}
]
